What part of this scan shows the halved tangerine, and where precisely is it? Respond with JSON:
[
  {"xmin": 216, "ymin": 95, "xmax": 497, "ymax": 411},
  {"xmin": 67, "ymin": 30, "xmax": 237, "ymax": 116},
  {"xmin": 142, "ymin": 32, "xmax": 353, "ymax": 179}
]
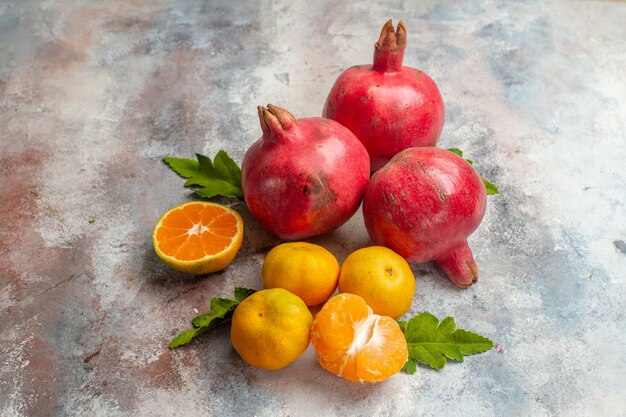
[
  {"xmin": 310, "ymin": 293, "xmax": 408, "ymax": 383},
  {"xmin": 152, "ymin": 201, "xmax": 243, "ymax": 274}
]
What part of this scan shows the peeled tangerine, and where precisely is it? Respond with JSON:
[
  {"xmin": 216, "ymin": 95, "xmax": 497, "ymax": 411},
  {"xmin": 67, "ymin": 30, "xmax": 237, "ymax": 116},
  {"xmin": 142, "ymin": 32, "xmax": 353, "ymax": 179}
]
[
  {"xmin": 363, "ymin": 148, "xmax": 487, "ymax": 288},
  {"xmin": 323, "ymin": 19, "xmax": 444, "ymax": 172},
  {"xmin": 310, "ymin": 293, "xmax": 408, "ymax": 383},
  {"xmin": 242, "ymin": 105, "xmax": 370, "ymax": 240}
]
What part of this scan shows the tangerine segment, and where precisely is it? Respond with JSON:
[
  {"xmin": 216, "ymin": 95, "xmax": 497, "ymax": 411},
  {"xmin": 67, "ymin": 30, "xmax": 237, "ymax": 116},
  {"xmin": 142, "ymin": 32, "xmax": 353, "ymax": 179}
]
[
  {"xmin": 156, "ymin": 226, "xmax": 188, "ymax": 241},
  {"xmin": 152, "ymin": 201, "xmax": 243, "ymax": 275},
  {"xmin": 310, "ymin": 293, "xmax": 408, "ymax": 383},
  {"xmin": 162, "ymin": 209, "xmax": 194, "ymax": 228}
]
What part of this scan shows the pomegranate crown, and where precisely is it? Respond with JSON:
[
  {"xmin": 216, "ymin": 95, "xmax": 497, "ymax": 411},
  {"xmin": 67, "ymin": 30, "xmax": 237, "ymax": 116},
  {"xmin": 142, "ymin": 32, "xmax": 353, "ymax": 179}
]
[
  {"xmin": 373, "ymin": 19, "xmax": 407, "ymax": 72},
  {"xmin": 257, "ymin": 104, "xmax": 297, "ymax": 141}
]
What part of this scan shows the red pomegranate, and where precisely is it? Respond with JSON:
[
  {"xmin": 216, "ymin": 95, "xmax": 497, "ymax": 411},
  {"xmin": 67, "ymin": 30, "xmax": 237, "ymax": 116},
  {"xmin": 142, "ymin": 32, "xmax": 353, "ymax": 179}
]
[
  {"xmin": 323, "ymin": 19, "xmax": 445, "ymax": 172},
  {"xmin": 362, "ymin": 147, "xmax": 487, "ymax": 287},
  {"xmin": 242, "ymin": 104, "xmax": 370, "ymax": 240}
]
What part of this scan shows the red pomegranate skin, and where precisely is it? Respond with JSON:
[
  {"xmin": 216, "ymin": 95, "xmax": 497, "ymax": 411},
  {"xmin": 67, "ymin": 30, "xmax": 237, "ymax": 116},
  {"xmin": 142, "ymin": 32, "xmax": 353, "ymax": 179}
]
[
  {"xmin": 362, "ymin": 147, "xmax": 487, "ymax": 287},
  {"xmin": 323, "ymin": 19, "xmax": 444, "ymax": 172},
  {"xmin": 242, "ymin": 105, "xmax": 370, "ymax": 240}
]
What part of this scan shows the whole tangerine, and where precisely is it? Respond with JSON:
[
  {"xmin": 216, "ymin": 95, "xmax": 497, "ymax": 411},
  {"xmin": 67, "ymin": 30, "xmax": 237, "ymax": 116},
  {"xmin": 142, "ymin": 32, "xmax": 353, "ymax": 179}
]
[
  {"xmin": 230, "ymin": 288, "xmax": 313, "ymax": 370},
  {"xmin": 339, "ymin": 246, "xmax": 415, "ymax": 319},
  {"xmin": 262, "ymin": 242, "xmax": 340, "ymax": 306}
]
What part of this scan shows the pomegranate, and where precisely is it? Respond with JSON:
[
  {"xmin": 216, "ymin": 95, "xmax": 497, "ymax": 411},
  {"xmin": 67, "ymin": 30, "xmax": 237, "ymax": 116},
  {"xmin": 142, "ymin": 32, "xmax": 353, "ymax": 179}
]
[
  {"xmin": 323, "ymin": 19, "xmax": 445, "ymax": 172},
  {"xmin": 242, "ymin": 104, "xmax": 370, "ymax": 240},
  {"xmin": 362, "ymin": 148, "xmax": 487, "ymax": 288}
]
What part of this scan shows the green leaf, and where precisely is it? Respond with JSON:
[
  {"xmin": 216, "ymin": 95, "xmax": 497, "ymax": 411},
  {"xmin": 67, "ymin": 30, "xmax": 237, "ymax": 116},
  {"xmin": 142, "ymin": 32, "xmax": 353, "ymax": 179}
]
[
  {"xmin": 190, "ymin": 313, "xmax": 213, "ymax": 328},
  {"xmin": 196, "ymin": 153, "xmax": 214, "ymax": 173},
  {"xmin": 189, "ymin": 311, "xmax": 231, "ymax": 329},
  {"xmin": 163, "ymin": 151, "xmax": 243, "ymax": 199},
  {"xmin": 163, "ymin": 157, "xmax": 200, "ymax": 178},
  {"xmin": 446, "ymin": 148, "xmax": 499, "ymax": 195},
  {"xmin": 482, "ymin": 178, "xmax": 499, "ymax": 195},
  {"xmin": 214, "ymin": 150, "xmax": 242, "ymax": 186},
  {"xmin": 210, "ymin": 297, "xmax": 239, "ymax": 316},
  {"xmin": 189, "ymin": 303, "xmax": 236, "ymax": 332},
  {"xmin": 403, "ymin": 358, "xmax": 417, "ymax": 374},
  {"xmin": 190, "ymin": 297, "xmax": 239, "ymax": 329},
  {"xmin": 168, "ymin": 328, "xmax": 200, "ymax": 349},
  {"xmin": 234, "ymin": 287, "xmax": 256, "ymax": 302},
  {"xmin": 193, "ymin": 182, "xmax": 243, "ymax": 199},
  {"xmin": 447, "ymin": 148, "xmax": 463, "ymax": 157},
  {"xmin": 168, "ymin": 287, "xmax": 258, "ymax": 349},
  {"xmin": 397, "ymin": 320, "xmax": 408, "ymax": 333},
  {"xmin": 401, "ymin": 312, "xmax": 493, "ymax": 370}
]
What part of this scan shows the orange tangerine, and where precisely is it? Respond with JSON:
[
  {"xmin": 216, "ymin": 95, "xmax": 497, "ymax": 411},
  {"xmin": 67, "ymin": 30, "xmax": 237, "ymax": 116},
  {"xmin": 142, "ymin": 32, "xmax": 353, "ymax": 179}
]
[
  {"xmin": 262, "ymin": 242, "xmax": 340, "ymax": 306},
  {"xmin": 310, "ymin": 293, "xmax": 408, "ymax": 383},
  {"xmin": 338, "ymin": 246, "xmax": 415, "ymax": 319},
  {"xmin": 152, "ymin": 201, "xmax": 243, "ymax": 274},
  {"xmin": 230, "ymin": 288, "xmax": 313, "ymax": 370}
]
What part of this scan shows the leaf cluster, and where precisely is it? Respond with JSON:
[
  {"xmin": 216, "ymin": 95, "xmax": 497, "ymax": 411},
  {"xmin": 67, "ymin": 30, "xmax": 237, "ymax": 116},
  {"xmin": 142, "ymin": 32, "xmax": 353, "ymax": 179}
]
[
  {"xmin": 168, "ymin": 287, "xmax": 256, "ymax": 349},
  {"xmin": 163, "ymin": 151, "xmax": 243, "ymax": 199}
]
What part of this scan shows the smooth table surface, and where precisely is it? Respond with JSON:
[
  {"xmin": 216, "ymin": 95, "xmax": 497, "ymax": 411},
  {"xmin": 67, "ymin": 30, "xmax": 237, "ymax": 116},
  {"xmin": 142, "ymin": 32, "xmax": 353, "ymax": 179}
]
[{"xmin": 1, "ymin": 0, "xmax": 625, "ymax": 416}]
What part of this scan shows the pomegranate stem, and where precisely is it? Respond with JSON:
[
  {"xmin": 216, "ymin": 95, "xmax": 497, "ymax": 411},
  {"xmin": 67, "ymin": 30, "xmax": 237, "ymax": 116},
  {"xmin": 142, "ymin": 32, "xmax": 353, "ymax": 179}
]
[{"xmin": 372, "ymin": 19, "xmax": 406, "ymax": 73}]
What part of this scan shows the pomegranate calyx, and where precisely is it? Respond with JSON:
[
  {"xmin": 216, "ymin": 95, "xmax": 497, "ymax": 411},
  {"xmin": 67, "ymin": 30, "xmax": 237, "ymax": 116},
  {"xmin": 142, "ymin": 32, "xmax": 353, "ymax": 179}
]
[
  {"xmin": 267, "ymin": 104, "xmax": 296, "ymax": 130},
  {"xmin": 373, "ymin": 19, "xmax": 407, "ymax": 73},
  {"xmin": 258, "ymin": 104, "xmax": 297, "ymax": 141},
  {"xmin": 435, "ymin": 241, "xmax": 479, "ymax": 288},
  {"xmin": 376, "ymin": 19, "xmax": 395, "ymax": 46},
  {"xmin": 375, "ymin": 19, "xmax": 406, "ymax": 52}
]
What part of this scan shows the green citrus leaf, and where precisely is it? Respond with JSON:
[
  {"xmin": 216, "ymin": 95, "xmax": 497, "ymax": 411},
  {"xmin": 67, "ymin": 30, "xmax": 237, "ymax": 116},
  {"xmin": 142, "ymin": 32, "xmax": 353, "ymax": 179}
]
[
  {"xmin": 234, "ymin": 287, "xmax": 257, "ymax": 302},
  {"xmin": 210, "ymin": 297, "xmax": 239, "ymax": 316},
  {"xmin": 168, "ymin": 328, "xmax": 200, "ymax": 349},
  {"xmin": 447, "ymin": 148, "xmax": 463, "ymax": 157},
  {"xmin": 482, "ymin": 178, "xmax": 499, "ymax": 195},
  {"xmin": 403, "ymin": 358, "xmax": 418, "ymax": 374},
  {"xmin": 169, "ymin": 288, "xmax": 257, "ymax": 349},
  {"xmin": 401, "ymin": 312, "xmax": 493, "ymax": 370},
  {"xmin": 163, "ymin": 151, "xmax": 243, "ymax": 199}
]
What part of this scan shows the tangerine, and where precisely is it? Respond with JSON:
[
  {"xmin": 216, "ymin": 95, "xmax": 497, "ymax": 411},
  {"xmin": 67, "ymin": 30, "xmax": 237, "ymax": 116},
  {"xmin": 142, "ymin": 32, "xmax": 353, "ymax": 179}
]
[
  {"xmin": 230, "ymin": 288, "xmax": 313, "ymax": 370},
  {"xmin": 338, "ymin": 246, "xmax": 415, "ymax": 319},
  {"xmin": 310, "ymin": 293, "xmax": 408, "ymax": 383},
  {"xmin": 152, "ymin": 201, "xmax": 243, "ymax": 274},
  {"xmin": 262, "ymin": 242, "xmax": 339, "ymax": 306}
]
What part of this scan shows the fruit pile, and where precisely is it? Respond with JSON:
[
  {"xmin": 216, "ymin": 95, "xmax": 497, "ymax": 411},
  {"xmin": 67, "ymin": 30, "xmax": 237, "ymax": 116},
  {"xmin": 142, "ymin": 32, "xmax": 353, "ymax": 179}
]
[{"xmin": 154, "ymin": 19, "xmax": 498, "ymax": 383}]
